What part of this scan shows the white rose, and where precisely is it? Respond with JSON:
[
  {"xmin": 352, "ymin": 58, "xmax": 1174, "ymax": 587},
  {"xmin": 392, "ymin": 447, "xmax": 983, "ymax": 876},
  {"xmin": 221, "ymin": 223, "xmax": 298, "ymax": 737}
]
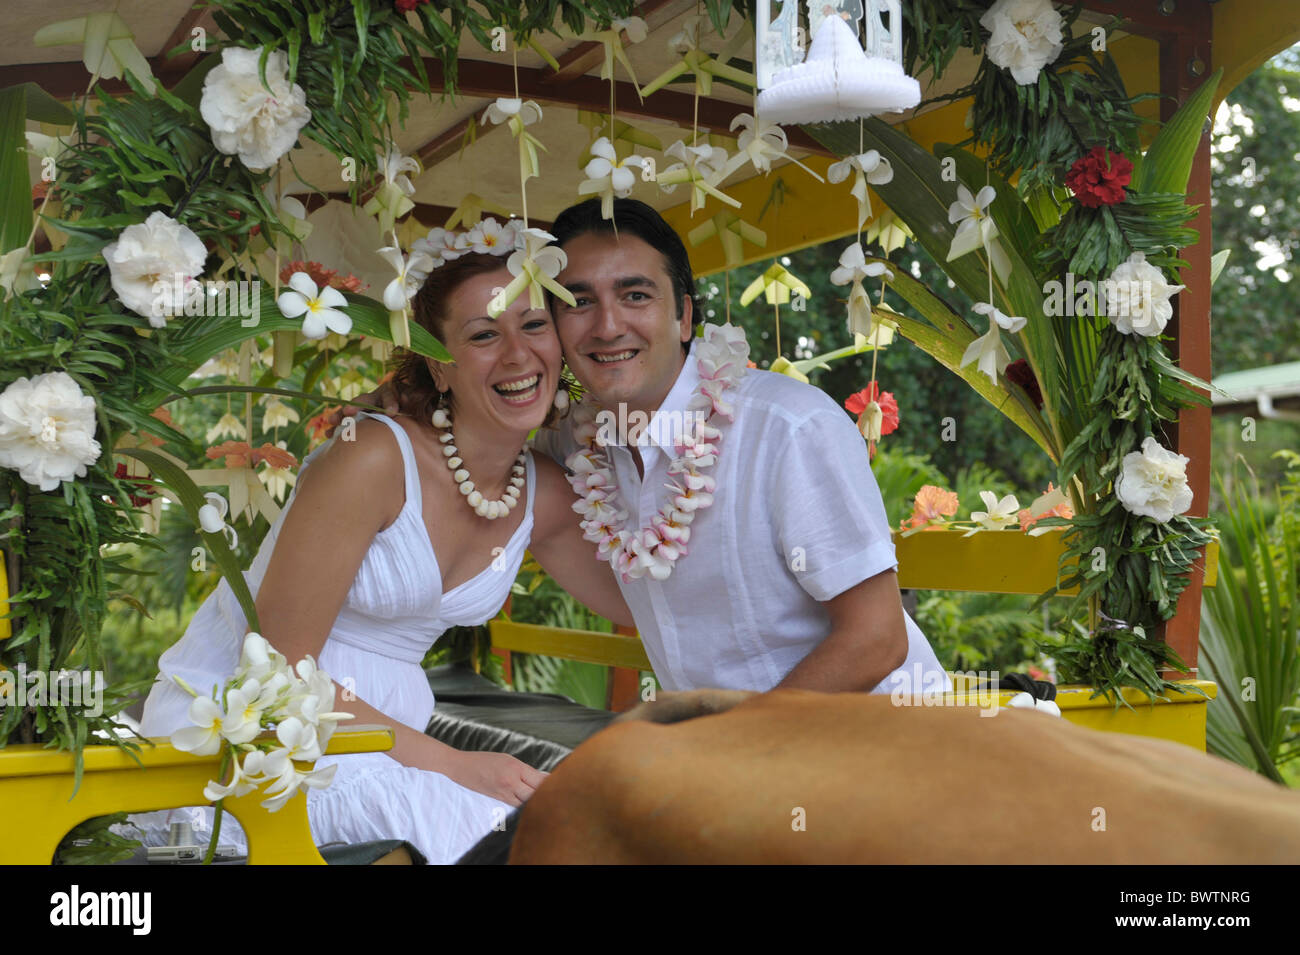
[
  {"xmin": 101, "ymin": 211, "xmax": 208, "ymax": 326},
  {"xmin": 979, "ymin": 0, "xmax": 1064, "ymax": 86},
  {"xmin": 0, "ymin": 372, "xmax": 102, "ymax": 491},
  {"xmin": 1104, "ymin": 252, "xmax": 1184, "ymax": 337},
  {"xmin": 1114, "ymin": 436, "xmax": 1194, "ymax": 524},
  {"xmin": 200, "ymin": 47, "xmax": 311, "ymax": 171}
]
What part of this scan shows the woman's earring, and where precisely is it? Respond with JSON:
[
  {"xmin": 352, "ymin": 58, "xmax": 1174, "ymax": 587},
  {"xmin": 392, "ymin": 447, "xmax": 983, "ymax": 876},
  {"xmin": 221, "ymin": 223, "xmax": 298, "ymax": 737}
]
[
  {"xmin": 432, "ymin": 389, "xmax": 450, "ymax": 429},
  {"xmin": 553, "ymin": 389, "xmax": 569, "ymax": 412}
]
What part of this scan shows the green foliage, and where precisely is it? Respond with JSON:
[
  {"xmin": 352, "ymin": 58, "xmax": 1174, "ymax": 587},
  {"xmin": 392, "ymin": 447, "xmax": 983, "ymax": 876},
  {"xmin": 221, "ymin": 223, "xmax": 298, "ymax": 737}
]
[
  {"xmin": 53, "ymin": 812, "xmax": 141, "ymax": 866},
  {"xmin": 1200, "ymin": 456, "xmax": 1300, "ymax": 781},
  {"xmin": 915, "ymin": 590, "xmax": 1058, "ymax": 675}
]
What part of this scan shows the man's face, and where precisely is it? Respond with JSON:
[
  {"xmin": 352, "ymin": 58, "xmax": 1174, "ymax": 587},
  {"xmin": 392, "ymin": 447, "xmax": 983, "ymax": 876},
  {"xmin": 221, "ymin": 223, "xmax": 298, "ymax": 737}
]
[{"xmin": 553, "ymin": 231, "xmax": 693, "ymax": 415}]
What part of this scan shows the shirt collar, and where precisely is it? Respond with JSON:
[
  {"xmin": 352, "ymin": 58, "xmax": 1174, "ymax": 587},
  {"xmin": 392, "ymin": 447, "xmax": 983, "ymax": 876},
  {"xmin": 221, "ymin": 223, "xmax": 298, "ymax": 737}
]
[{"xmin": 637, "ymin": 340, "xmax": 701, "ymax": 461}]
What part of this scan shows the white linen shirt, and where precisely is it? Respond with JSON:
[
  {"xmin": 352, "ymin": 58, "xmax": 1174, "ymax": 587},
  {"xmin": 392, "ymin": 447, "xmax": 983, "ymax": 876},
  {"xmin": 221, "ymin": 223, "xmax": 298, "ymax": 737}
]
[{"xmin": 534, "ymin": 340, "xmax": 949, "ymax": 694}]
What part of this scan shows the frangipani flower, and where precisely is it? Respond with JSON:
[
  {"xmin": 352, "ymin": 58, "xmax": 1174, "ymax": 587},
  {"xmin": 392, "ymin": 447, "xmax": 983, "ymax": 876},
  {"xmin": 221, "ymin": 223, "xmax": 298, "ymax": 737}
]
[
  {"xmin": 959, "ymin": 321, "xmax": 1013, "ymax": 385},
  {"xmin": 197, "ymin": 491, "xmax": 238, "ymax": 548},
  {"xmin": 970, "ymin": 490, "xmax": 1021, "ymax": 531},
  {"xmin": 458, "ymin": 218, "xmax": 519, "ymax": 255},
  {"xmin": 830, "ymin": 243, "xmax": 894, "ymax": 338},
  {"xmin": 972, "ymin": 301, "xmax": 1027, "ymax": 334},
  {"xmin": 362, "ymin": 145, "xmax": 421, "ymax": 234},
  {"xmin": 171, "ymin": 696, "xmax": 227, "ymax": 756},
  {"xmin": 101, "ymin": 211, "xmax": 207, "ymax": 326},
  {"xmin": 482, "ymin": 98, "xmax": 546, "ymax": 183},
  {"xmin": 1104, "ymin": 252, "xmax": 1184, "ymax": 337},
  {"xmin": 1114, "ymin": 436, "xmax": 1193, "ymax": 524},
  {"xmin": 947, "ymin": 184, "xmax": 1011, "ymax": 282},
  {"xmin": 202, "ymin": 750, "xmax": 261, "ymax": 801},
  {"xmin": 578, "ymin": 137, "xmax": 647, "ymax": 219},
  {"xmin": 379, "ymin": 247, "xmax": 435, "ymax": 312},
  {"xmin": 491, "ymin": 228, "xmax": 576, "ymax": 317},
  {"xmin": 0, "ymin": 372, "xmax": 102, "ymax": 492},
  {"xmin": 720, "ymin": 113, "xmax": 824, "ymax": 182},
  {"xmin": 411, "ymin": 226, "xmax": 463, "ymax": 269},
  {"xmin": 277, "ymin": 271, "xmax": 352, "ymax": 340},
  {"xmin": 199, "ymin": 47, "xmax": 310, "ymax": 171},
  {"xmin": 658, "ymin": 140, "xmax": 739, "ymax": 212},
  {"xmin": 827, "ymin": 150, "xmax": 894, "ymax": 232}
]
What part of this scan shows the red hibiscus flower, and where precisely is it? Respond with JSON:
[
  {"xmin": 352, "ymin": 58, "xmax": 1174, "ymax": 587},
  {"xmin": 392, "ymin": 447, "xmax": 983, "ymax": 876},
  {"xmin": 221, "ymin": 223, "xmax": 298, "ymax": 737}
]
[
  {"xmin": 1005, "ymin": 359, "xmax": 1043, "ymax": 409},
  {"xmin": 395, "ymin": 0, "xmax": 429, "ymax": 11},
  {"xmin": 112, "ymin": 463, "xmax": 158, "ymax": 508},
  {"xmin": 844, "ymin": 382, "xmax": 900, "ymax": 435},
  {"xmin": 1064, "ymin": 146, "xmax": 1133, "ymax": 208}
]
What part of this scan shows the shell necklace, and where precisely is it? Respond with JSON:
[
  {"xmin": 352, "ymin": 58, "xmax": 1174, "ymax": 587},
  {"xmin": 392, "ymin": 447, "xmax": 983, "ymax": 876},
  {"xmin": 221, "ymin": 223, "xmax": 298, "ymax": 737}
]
[
  {"xmin": 432, "ymin": 408, "xmax": 526, "ymax": 520},
  {"xmin": 563, "ymin": 323, "xmax": 749, "ymax": 582}
]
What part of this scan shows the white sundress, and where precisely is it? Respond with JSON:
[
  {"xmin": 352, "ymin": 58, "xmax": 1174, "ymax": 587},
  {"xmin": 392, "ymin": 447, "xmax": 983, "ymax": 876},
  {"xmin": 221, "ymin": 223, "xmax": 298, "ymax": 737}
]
[{"xmin": 132, "ymin": 412, "xmax": 535, "ymax": 864}]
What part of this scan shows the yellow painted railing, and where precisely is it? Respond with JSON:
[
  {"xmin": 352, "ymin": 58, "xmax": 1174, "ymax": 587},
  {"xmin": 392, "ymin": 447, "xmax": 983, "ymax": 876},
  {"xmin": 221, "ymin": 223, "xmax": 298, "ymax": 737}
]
[{"xmin": 0, "ymin": 726, "xmax": 394, "ymax": 865}]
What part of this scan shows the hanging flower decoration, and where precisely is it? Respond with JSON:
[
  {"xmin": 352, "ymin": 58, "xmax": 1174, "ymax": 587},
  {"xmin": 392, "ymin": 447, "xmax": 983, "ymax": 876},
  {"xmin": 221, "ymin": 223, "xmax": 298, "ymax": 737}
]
[
  {"xmin": 866, "ymin": 209, "xmax": 913, "ymax": 256},
  {"xmin": 578, "ymin": 137, "xmax": 648, "ymax": 219},
  {"xmin": 1114, "ymin": 436, "xmax": 1194, "ymax": 524},
  {"xmin": 488, "ymin": 228, "xmax": 576, "ymax": 318},
  {"xmin": 640, "ymin": 15, "xmax": 753, "ymax": 99},
  {"xmin": 960, "ymin": 302, "xmax": 1025, "ymax": 384},
  {"xmin": 947, "ymin": 183, "xmax": 1012, "ymax": 282},
  {"xmin": 277, "ymin": 271, "xmax": 352, "ymax": 340},
  {"xmin": 687, "ymin": 212, "xmax": 766, "ymax": 268},
  {"xmin": 590, "ymin": 16, "xmax": 648, "ymax": 93},
  {"xmin": 1064, "ymin": 146, "xmax": 1134, "ymax": 209},
  {"xmin": 172, "ymin": 632, "xmax": 352, "ymax": 817},
  {"xmin": 265, "ymin": 185, "xmax": 313, "ymax": 246},
  {"xmin": 202, "ymin": 441, "xmax": 297, "ymax": 524},
  {"xmin": 768, "ymin": 357, "xmax": 809, "ymax": 383},
  {"xmin": 827, "ymin": 150, "xmax": 894, "ymax": 233},
  {"xmin": 658, "ymin": 140, "xmax": 739, "ymax": 212},
  {"xmin": 258, "ymin": 439, "xmax": 298, "ymax": 502},
  {"xmin": 378, "ymin": 246, "xmax": 435, "ymax": 347},
  {"xmin": 199, "ymin": 47, "xmax": 311, "ymax": 171},
  {"xmin": 829, "ymin": 242, "xmax": 894, "ymax": 339},
  {"xmin": 0, "ymin": 371, "xmax": 102, "ymax": 492},
  {"xmin": 101, "ymin": 211, "xmax": 207, "ymax": 327},
  {"xmin": 969, "ymin": 490, "xmax": 1022, "ymax": 533},
  {"xmin": 197, "ymin": 491, "xmax": 239, "ymax": 548},
  {"xmin": 844, "ymin": 382, "xmax": 899, "ymax": 459},
  {"xmin": 362, "ymin": 145, "xmax": 421, "ymax": 235},
  {"xmin": 482, "ymin": 98, "xmax": 547, "ymax": 185},
  {"xmin": 1103, "ymin": 252, "xmax": 1184, "ymax": 338},
  {"xmin": 260, "ymin": 396, "xmax": 300, "ymax": 432},
  {"xmin": 1018, "ymin": 483, "xmax": 1074, "ymax": 534},
  {"xmin": 739, "ymin": 262, "xmax": 811, "ymax": 307},
  {"xmin": 979, "ymin": 0, "xmax": 1064, "ymax": 87},
  {"xmin": 719, "ymin": 113, "xmax": 824, "ymax": 182},
  {"xmin": 206, "ymin": 410, "xmax": 247, "ymax": 444}
]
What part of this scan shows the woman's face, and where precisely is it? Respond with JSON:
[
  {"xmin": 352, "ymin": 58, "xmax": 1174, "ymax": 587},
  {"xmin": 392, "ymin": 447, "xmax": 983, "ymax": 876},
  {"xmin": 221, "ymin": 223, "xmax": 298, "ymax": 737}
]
[{"xmin": 430, "ymin": 266, "xmax": 562, "ymax": 435}]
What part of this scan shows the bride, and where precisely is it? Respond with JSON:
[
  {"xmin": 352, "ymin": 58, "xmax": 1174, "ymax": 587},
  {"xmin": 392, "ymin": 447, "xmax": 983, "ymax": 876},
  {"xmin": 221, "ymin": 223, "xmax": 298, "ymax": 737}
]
[{"xmin": 136, "ymin": 240, "xmax": 633, "ymax": 864}]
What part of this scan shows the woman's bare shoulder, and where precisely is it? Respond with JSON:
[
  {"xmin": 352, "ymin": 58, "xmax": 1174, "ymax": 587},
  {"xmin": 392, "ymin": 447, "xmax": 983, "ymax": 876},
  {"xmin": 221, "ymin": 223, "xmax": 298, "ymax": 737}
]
[{"xmin": 294, "ymin": 416, "xmax": 406, "ymax": 528}]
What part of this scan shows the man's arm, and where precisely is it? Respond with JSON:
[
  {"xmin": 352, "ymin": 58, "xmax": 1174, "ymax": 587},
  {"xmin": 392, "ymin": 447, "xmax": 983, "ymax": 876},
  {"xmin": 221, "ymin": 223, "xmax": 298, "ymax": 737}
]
[{"xmin": 774, "ymin": 571, "xmax": 909, "ymax": 693}]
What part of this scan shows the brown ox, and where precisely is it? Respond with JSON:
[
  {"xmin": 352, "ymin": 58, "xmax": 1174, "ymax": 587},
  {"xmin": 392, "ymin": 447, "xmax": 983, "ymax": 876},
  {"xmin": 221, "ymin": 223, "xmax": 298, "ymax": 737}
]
[{"xmin": 509, "ymin": 690, "xmax": 1300, "ymax": 864}]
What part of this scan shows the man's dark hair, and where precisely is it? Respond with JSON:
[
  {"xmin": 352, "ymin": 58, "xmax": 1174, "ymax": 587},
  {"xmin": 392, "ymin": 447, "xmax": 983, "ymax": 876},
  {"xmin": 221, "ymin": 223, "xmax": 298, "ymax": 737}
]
[{"xmin": 549, "ymin": 198, "xmax": 703, "ymax": 348}]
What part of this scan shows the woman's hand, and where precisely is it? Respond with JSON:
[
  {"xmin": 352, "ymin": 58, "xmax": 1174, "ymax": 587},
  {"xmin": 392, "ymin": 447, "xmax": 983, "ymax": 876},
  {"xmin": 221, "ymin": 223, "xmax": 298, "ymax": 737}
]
[
  {"xmin": 324, "ymin": 381, "xmax": 400, "ymax": 437},
  {"xmin": 443, "ymin": 750, "xmax": 548, "ymax": 807}
]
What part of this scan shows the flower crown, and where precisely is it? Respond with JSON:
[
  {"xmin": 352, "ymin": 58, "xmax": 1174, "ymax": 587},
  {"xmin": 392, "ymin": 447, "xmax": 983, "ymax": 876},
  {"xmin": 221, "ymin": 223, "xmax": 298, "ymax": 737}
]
[{"xmin": 410, "ymin": 216, "xmax": 523, "ymax": 272}]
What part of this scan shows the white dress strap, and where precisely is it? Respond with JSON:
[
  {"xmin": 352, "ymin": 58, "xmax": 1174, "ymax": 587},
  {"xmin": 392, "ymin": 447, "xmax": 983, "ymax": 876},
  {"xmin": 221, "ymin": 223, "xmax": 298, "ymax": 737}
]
[{"xmin": 355, "ymin": 412, "xmax": 422, "ymax": 519}]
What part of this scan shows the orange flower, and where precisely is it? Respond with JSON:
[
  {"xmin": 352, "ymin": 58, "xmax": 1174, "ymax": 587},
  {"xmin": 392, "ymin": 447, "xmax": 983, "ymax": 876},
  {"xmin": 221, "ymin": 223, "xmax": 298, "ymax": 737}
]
[
  {"xmin": 306, "ymin": 411, "xmax": 333, "ymax": 444},
  {"xmin": 279, "ymin": 260, "xmax": 365, "ymax": 293},
  {"xmin": 1018, "ymin": 482, "xmax": 1075, "ymax": 531},
  {"xmin": 206, "ymin": 441, "xmax": 298, "ymax": 470},
  {"xmin": 901, "ymin": 484, "xmax": 959, "ymax": 531}
]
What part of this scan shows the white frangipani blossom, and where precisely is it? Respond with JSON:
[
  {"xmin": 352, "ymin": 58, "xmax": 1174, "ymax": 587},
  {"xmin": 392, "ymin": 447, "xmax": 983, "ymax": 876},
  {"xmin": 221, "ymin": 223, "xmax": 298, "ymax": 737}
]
[
  {"xmin": 972, "ymin": 301, "xmax": 1027, "ymax": 334},
  {"xmin": 970, "ymin": 490, "xmax": 1021, "ymax": 531},
  {"xmin": 578, "ymin": 137, "xmax": 647, "ymax": 218},
  {"xmin": 829, "ymin": 243, "xmax": 894, "ymax": 338},
  {"xmin": 277, "ymin": 271, "xmax": 352, "ymax": 340},
  {"xmin": 948, "ymin": 183, "xmax": 1013, "ymax": 282},
  {"xmin": 363, "ymin": 145, "xmax": 421, "ymax": 233},
  {"xmin": 0, "ymin": 372, "xmax": 102, "ymax": 492},
  {"xmin": 199, "ymin": 47, "xmax": 311, "ymax": 171},
  {"xmin": 827, "ymin": 150, "xmax": 894, "ymax": 232},
  {"xmin": 481, "ymin": 97, "xmax": 542, "ymax": 127},
  {"xmin": 960, "ymin": 314, "xmax": 1013, "ymax": 384},
  {"xmin": 490, "ymin": 227, "xmax": 574, "ymax": 317},
  {"xmin": 658, "ymin": 139, "xmax": 738, "ymax": 211},
  {"xmin": 378, "ymin": 246, "xmax": 436, "ymax": 311},
  {"xmin": 720, "ymin": 113, "xmax": 824, "ymax": 182}
]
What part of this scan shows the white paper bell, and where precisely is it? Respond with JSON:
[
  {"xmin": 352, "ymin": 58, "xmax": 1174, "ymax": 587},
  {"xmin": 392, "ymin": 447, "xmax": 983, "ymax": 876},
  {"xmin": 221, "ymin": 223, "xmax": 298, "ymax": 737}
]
[{"xmin": 757, "ymin": 15, "xmax": 920, "ymax": 125}]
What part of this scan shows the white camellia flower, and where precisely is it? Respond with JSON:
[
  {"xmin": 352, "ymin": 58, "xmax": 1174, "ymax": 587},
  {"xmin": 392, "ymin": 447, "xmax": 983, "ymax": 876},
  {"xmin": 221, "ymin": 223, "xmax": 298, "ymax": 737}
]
[
  {"xmin": 979, "ymin": 0, "xmax": 1065, "ymax": 86},
  {"xmin": 1104, "ymin": 252, "xmax": 1185, "ymax": 337},
  {"xmin": 971, "ymin": 490, "xmax": 1021, "ymax": 530},
  {"xmin": 101, "ymin": 211, "xmax": 207, "ymax": 326},
  {"xmin": 199, "ymin": 47, "xmax": 311, "ymax": 171},
  {"xmin": 0, "ymin": 371, "xmax": 102, "ymax": 491},
  {"xmin": 1114, "ymin": 436, "xmax": 1194, "ymax": 524},
  {"xmin": 277, "ymin": 271, "xmax": 351, "ymax": 340}
]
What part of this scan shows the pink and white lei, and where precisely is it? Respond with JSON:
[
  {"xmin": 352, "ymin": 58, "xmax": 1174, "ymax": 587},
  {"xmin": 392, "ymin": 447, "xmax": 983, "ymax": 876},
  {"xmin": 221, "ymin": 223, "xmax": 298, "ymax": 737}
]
[{"xmin": 564, "ymin": 323, "xmax": 750, "ymax": 582}]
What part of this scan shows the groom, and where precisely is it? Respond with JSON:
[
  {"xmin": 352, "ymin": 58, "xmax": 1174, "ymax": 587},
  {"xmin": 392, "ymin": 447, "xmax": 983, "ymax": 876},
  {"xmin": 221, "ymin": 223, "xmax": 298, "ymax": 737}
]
[{"xmin": 533, "ymin": 198, "xmax": 946, "ymax": 695}]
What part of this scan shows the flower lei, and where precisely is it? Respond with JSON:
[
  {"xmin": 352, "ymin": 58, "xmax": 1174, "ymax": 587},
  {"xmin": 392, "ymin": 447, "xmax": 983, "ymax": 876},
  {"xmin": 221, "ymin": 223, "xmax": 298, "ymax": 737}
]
[{"xmin": 564, "ymin": 323, "xmax": 749, "ymax": 582}]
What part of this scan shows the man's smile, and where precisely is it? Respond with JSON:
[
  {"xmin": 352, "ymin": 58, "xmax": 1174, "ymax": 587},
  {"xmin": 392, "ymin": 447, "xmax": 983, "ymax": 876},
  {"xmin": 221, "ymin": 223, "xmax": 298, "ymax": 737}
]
[{"xmin": 589, "ymin": 349, "xmax": 640, "ymax": 364}]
